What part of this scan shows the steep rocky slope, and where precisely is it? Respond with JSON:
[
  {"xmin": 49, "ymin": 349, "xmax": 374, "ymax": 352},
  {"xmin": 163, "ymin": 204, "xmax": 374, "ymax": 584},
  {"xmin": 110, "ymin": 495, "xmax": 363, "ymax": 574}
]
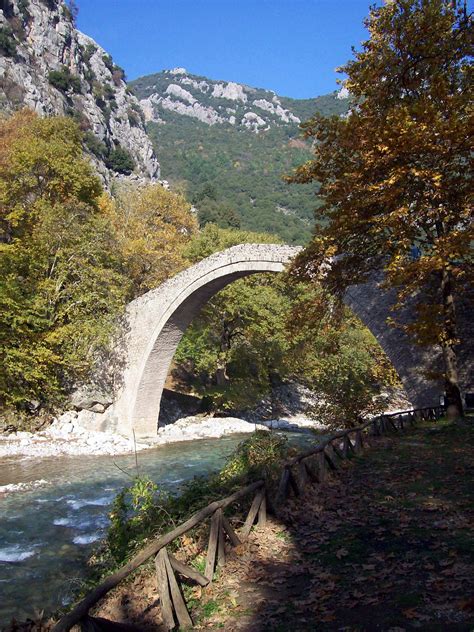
[
  {"xmin": 133, "ymin": 67, "xmax": 349, "ymax": 132},
  {"xmin": 0, "ymin": 0, "xmax": 159, "ymax": 182},
  {"xmin": 130, "ymin": 69, "xmax": 350, "ymax": 243}
]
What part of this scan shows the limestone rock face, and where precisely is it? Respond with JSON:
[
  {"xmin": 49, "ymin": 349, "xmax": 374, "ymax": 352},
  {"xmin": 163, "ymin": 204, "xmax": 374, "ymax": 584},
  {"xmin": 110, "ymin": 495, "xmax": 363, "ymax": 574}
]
[
  {"xmin": 0, "ymin": 0, "xmax": 160, "ymax": 182},
  {"xmin": 132, "ymin": 68, "xmax": 303, "ymax": 133}
]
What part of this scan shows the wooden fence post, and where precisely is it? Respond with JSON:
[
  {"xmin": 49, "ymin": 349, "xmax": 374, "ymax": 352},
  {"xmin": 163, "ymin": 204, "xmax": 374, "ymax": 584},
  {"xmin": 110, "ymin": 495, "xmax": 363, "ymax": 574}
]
[
  {"xmin": 205, "ymin": 510, "xmax": 220, "ymax": 581},
  {"xmin": 317, "ymin": 451, "xmax": 327, "ymax": 482},
  {"xmin": 258, "ymin": 494, "xmax": 267, "ymax": 527},
  {"xmin": 343, "ymin": 435, "xmax": 354, "ymax": 456},
  {"xmin": 297, "ymin": 461, "xmax": 309, "ymax": 490},
  {"xmin": 169, "ymin": 555, "xmax": 209, "ymax": 587},
  {"xmin": 155, "ymin": 549, "xmax": 175, "ymax": 631},
  {"xmin": 217, "ymin": 509, "xmax": 226, "ymax": 568},
  {"xmin": 324, "ymin": 447, "xmax": 338, "ymax": 471},
  {"xmin": 276, "ymin": 467, "xmax": 290, "ymax": 505},
  {"xmin": 303, "ymin": 458, "xmax": 319, "ymax": 483},
  {"xmin": 331, "ymin": 440, "xmax": 345, "ymax": 460},
  {"xmin": 288, "ymin": 468, "xmax": 300, "ymax": 496},
  {"xmin": 221, "ymin": 515, "xmax": 241, "ymax": 548},
  {"xmin": 241, "ymin": 489, "xmax": 265, "ymax": 540},
  {"xmin": 162, "ymin": 549, "xmax": 193, "ymax": 629}
]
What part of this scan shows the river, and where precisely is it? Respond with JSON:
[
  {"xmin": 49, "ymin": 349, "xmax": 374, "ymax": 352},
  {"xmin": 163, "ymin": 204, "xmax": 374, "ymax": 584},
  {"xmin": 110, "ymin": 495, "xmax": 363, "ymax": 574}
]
[{"xmin": 0, "ymin": 431, "xmax": 315, "ymax": 625}]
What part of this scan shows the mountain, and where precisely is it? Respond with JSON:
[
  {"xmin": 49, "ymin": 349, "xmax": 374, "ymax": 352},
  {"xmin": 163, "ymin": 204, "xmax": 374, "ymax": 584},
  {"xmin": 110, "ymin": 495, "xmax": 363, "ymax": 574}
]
[
  {"xmin": 0, "ymin": 0, "xmax": 159, "ymax": 182},
  {"xmin": 130, "ymin": 68, "xmax": 350, "ymax": 243}
]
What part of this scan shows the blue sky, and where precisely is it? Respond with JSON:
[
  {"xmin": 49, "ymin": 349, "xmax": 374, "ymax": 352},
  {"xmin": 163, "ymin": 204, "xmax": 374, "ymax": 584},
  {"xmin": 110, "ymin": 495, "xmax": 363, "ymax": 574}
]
[{"xmin": 76, "ymin": 0, "xmax": 375, "ymax": 98}]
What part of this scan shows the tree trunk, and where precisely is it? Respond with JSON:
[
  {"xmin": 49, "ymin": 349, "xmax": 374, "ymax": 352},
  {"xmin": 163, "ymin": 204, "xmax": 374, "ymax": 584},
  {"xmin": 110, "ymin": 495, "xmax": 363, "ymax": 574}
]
[
  {"xmin": 440, "ymin": 266, "xmax": 464, "ymax": 416},
  {"xmin": 215, "ymin": 362, "xmax": 227, "ymax": 387}
]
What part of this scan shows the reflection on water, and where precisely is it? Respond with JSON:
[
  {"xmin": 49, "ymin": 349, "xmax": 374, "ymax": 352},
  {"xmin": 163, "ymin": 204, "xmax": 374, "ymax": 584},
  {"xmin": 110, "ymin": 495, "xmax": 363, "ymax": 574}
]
[{"xmin": 0, "ymin": 432, "xmax": 317, "ymax": 624}]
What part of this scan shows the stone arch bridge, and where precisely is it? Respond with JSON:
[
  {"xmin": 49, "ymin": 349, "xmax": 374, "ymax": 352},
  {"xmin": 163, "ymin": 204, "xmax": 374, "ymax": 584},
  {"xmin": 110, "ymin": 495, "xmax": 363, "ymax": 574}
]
[{"xmin": 105, "ymin": 244, "xmax": 449, "ymax": 438}]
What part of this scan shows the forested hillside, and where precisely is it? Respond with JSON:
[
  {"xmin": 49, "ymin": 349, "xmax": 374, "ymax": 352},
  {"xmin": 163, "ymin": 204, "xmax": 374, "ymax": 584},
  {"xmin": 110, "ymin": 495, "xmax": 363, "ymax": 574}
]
[{"xmin": 130, "ymin": 70, "xmax": 350, "ymax": 243}]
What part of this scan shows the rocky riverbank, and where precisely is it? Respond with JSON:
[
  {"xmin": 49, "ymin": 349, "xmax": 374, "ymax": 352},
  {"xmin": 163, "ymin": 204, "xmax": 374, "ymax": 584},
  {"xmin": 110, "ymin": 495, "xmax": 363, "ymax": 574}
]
[
  {"xmin": 0, "ymin": 413, "xmax": 325, "ymax": 460},
  {"xmin": 0, "ymin": 381, "xmax": 410, "ymax": 460}
]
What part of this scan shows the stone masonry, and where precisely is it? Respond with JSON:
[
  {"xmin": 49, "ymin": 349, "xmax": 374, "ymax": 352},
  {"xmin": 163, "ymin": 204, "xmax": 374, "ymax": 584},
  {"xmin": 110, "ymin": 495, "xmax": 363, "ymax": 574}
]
[{"xmin": 103, "ymin": 244, "xmax": 467, "ymax": 438}]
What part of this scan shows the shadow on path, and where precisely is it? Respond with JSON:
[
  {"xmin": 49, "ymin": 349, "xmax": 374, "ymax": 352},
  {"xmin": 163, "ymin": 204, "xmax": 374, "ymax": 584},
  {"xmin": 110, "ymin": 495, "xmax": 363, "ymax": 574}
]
[{"xmin": 199, "ymin": 421, "xmax": 474, "ymax": 631}]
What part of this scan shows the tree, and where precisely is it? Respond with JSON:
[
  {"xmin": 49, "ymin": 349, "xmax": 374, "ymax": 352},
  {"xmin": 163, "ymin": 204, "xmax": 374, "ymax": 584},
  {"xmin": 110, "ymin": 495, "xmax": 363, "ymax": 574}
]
[
  {"xmin": 102, "ymin": 183, "xmax": 198, "ymax": 296},
  {"xmin": 48, "ymin": 67, "xmax": 82, "ymax": 94},
  {"xmin": 0, "ymin": 110, "xmax": 128, "ymax": 411},
  {"xmin": 0, "ymin": 26, "xmax": 17, "ymax": 57},
  {"xmin": 197, "ymin": 198, "xmax": 241, "ymax": 229},
  {"xmin": 174, "ymin": 225, "xmax": 400, "ymax": 419},
  {"xmin": 106, "ymin": 146, "xmax": 135, "ymax": 174},
  {"xmin": 174, "ymin": 226, "xmax": 287, "ymax": 409},
  {"xmin": 184, "ymin": 223, "xmax": 279, "ymax": 263},
  {"xmin": 174, "ymin": 273, "xmax": 292, "ymax": 411},
  {"xmin": 288, "ymin": 0, "xmax": 472, "ymax": 414},
  {"xmin": 286, "ymin": 284, "xmax": 401, "ymax": 427}
]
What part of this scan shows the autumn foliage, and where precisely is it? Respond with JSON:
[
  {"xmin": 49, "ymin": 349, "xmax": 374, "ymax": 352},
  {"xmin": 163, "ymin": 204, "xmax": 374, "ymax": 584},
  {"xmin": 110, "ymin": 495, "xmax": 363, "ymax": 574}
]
[
  {"xmin": 101, "ymin": 184, "xmax": 198, "ymax": 296},
  {"xmin": 0, "ymin": 111, "xmax": 196, "ymax": 414},
  {"xmin": 288, "ymin": 0, "xmax": 473, "ymax": 411}
]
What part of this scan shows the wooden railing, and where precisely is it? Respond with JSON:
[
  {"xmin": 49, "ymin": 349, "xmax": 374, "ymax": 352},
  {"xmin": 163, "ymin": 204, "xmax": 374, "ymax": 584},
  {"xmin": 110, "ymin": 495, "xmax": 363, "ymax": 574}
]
[{"xmin": 52, "ymin": 404, "xmax": 445, "ymax": 632}]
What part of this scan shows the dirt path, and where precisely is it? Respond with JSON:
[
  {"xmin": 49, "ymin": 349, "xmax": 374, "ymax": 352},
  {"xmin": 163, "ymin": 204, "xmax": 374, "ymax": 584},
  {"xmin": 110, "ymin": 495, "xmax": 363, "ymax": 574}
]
[{"xmin": 193, "ymin": 420, "xmax": 474, "ymax": 631}]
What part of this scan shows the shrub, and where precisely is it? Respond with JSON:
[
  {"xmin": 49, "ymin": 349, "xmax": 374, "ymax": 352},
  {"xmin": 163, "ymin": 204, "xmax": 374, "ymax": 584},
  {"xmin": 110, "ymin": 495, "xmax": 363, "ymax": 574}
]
[
  {"xmin": 105, "ymin": 431, "xmax": 290, "ymax": 564},
  {"xmin": 112, "ymin": 65, "xmax": 125, "ymax": 86},
  {"xmin": 102, "ymin": 105, "xmax": 111, "ymax": 126},
  {"xmin": 17, "ymin": 0, "xmax": 30, "ymax": 20},
  {"xmin": 8, "ymin": 16, "xmax": 26, "ymax": 40},
  {"xmin": 127, "ymin": 108, "xmax": 141, "ymax": 127},
  {"xmin": 40, "ymin": 0, "xmax": 56, "ymax": 9},
  {"xmin": 0, "ymin": 26, "xmax": 17, "ymax": 57},
  {"xmin": 92, "ymin": 82, "xmax": 106, "ymax": 109},
  {"xmin": 68, "ymin": 108, "xmax": 91, "ymax": 132},
  {"xmin": 82, "ymin": 43, "xmax": 97, "ymax": 65},
  {"xmin": 61, "ymin": 0, "xmax": 78, "ymax": 25},
  {"xmin": 103, "ymin": 84, "xmax": 115, "ymax": 100},
  {"xmin": 83, "ymin": 131, "xmax": 108, "ymax": 159},
  {"xmin": 130, "ymin": 102, "xmax": 144, "ymax": 122},
  {"xmin": 106, "ymin": 147, "xmax": 135, "ymax": 174},
  {"xmin": 83, "ymin": 67, "xmax": 95, "ymax": 84},
  {"xmin": 107, "ymin": 477, "xmax": 170, "ymax": 563},
  {"xmin": 102, "ymin": 53, "xmax": 114, "ymax": 73},
  {"xmin": 217, "ymin": 430, "xmax": 288, "ymax": 485},
  {"xmin": 48, "ymin": 66, "xmax": 82, "ymax": 94}
]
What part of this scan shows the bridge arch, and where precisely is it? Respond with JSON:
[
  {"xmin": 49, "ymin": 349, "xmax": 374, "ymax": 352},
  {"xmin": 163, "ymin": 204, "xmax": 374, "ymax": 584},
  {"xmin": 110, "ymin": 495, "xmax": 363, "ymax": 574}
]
[{"xmin": 111, "ymin": 244, "xmax": 442, "ymax": 438}]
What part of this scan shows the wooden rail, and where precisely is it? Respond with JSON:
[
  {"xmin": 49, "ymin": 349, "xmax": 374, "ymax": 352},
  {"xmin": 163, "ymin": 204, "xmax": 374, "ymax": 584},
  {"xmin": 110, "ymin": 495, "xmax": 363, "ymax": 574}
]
[{"xmin": 52, "ymin": 404, "xmax": 445, "ymax": 632}]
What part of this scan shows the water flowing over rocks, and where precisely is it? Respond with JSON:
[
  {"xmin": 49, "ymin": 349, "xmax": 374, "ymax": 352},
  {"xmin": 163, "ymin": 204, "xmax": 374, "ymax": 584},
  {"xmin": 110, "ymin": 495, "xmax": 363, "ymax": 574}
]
[
  {"xmin": 0, "ymin": 0, "xmax": 159, "ymax": 183},
  {"xmin": 0, "ymin": 479, "xmax": 49, "ymax": 496}
]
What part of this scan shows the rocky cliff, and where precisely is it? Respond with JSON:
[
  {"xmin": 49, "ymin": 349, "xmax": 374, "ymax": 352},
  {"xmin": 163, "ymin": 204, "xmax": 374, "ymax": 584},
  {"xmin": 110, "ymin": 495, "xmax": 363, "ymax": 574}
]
[
  {"xmin": 132, "ymin": 67, "xmax": 350, "ymax": 133},
  {"xmin": 0, "ymin": 0, "xmax": 159, "ymax": 182}
]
